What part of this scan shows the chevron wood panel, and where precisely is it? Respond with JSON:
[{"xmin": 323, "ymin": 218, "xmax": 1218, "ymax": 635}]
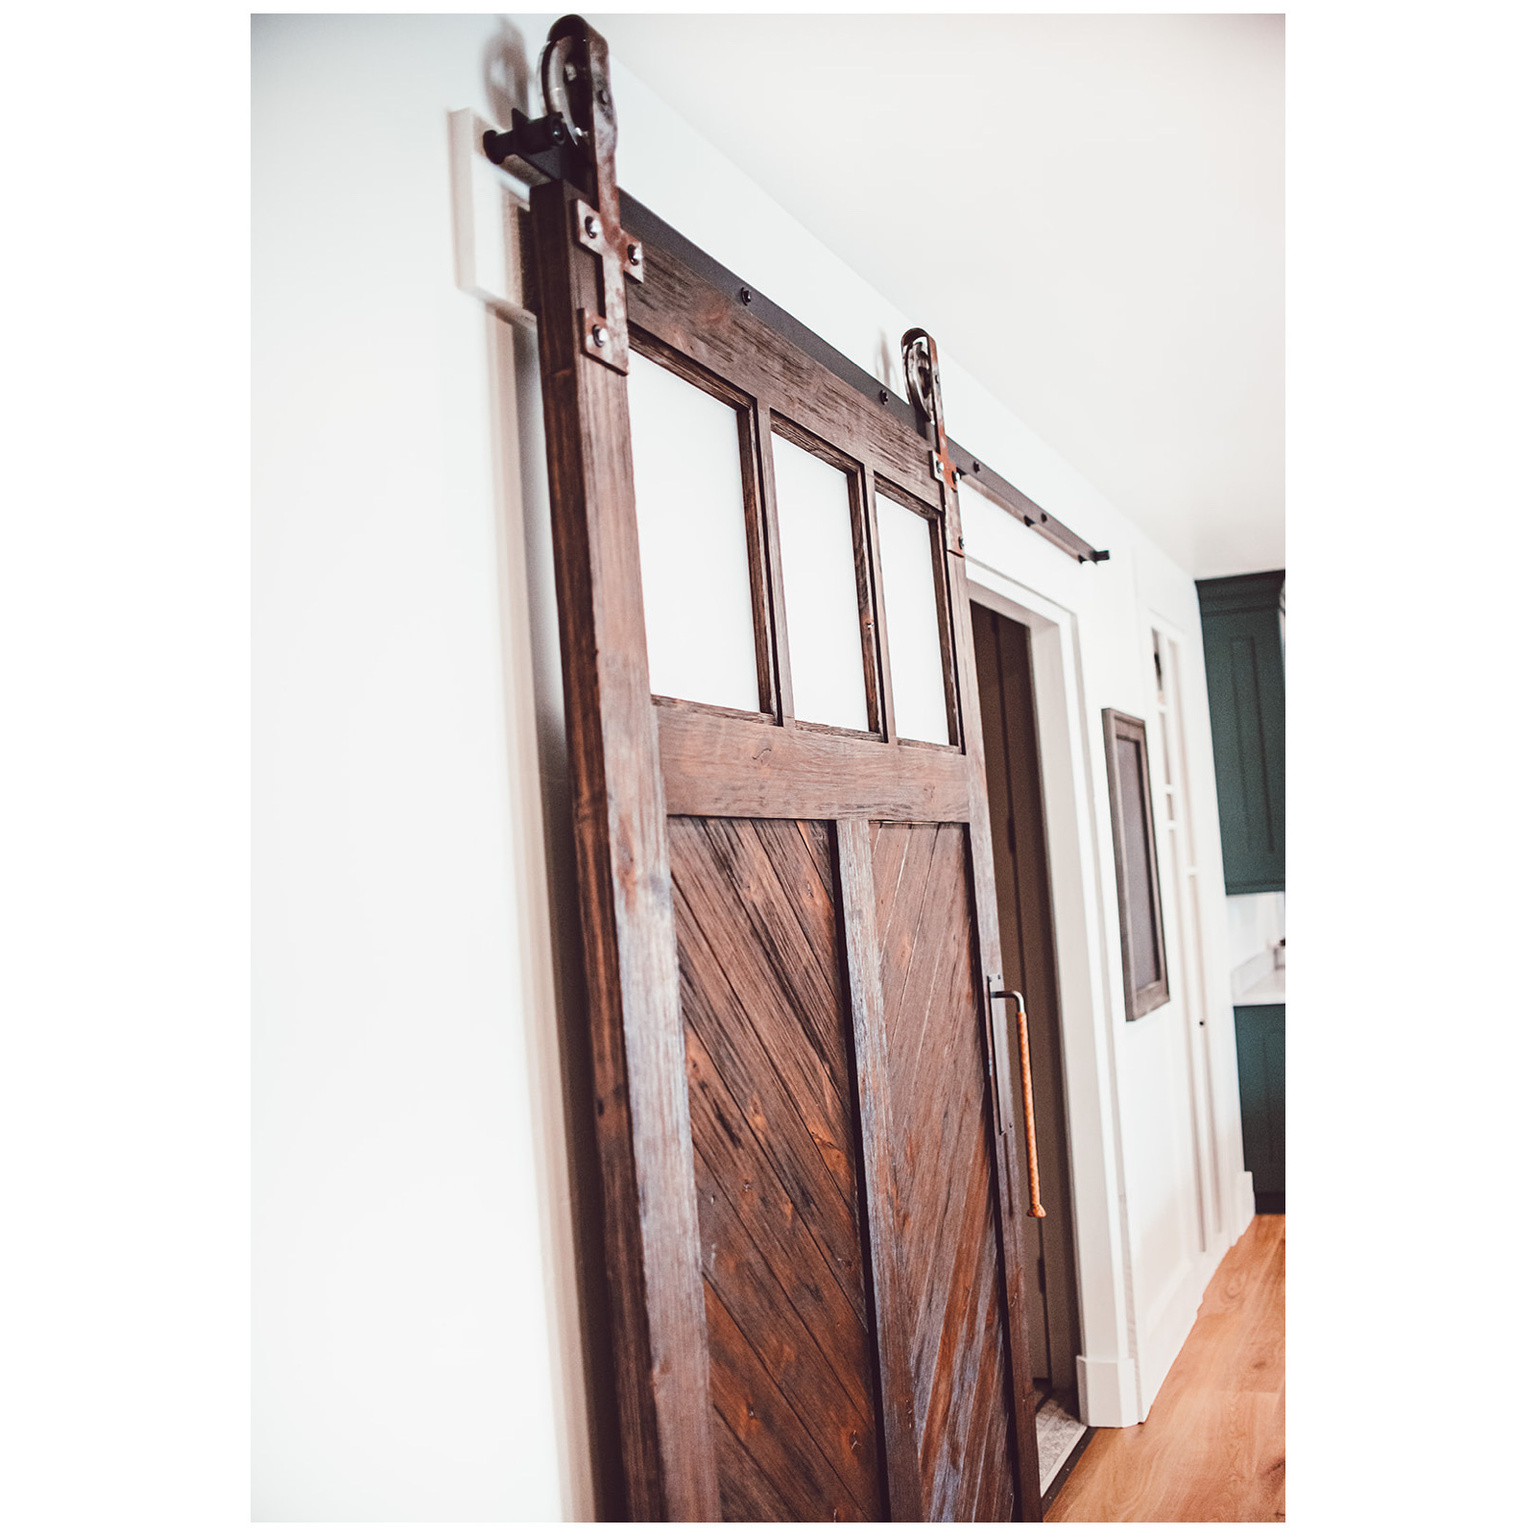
[
  {"xmin": 871, "ymin": 820, "xmax": 1017, "ymax": 1521},
  {"xmin": 670, "ymin": 815, "xmax": 884, "ymax": 1522}
]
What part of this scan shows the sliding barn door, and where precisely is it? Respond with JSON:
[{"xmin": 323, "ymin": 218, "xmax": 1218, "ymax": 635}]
[{"xmin": 530, "ymin": 174, "xmax": 1041, "ymax": 1521}]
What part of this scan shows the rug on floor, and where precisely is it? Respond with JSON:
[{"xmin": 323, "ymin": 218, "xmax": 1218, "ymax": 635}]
[{"xmin": 1036, "ymin": 1393, "xmax": 1088, "ymax": 1493}]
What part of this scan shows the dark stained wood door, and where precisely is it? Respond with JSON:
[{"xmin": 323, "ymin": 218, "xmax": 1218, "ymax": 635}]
[{"xmin": 529, "ymin": 170, "xmax": 1041, "ymax": 1520}]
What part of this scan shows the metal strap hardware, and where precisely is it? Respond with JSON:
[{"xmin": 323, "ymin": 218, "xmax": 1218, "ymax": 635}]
[
  {"xmin": 488, "ymin": 15, "xmax": 645, "ymax": 373},
  {"xmin": 548, "ymin": 16, "xmax": 642, "ymax": 372},
  {"xmin": 901, "ymin": 328, "xmax": 959, "ymax": 495}
]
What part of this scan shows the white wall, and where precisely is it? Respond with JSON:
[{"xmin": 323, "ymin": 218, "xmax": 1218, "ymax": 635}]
[
  {"xmin": 1229, "ymin": 891, "xmax": 1287, "ymax": 975},
  {"xmin": 253, "ymin": 15, "xmax": 588, "ymax": 1520},
  {"xmin": 254, "ymin": 12, "xmax": 1254, "ymax": 1517}
]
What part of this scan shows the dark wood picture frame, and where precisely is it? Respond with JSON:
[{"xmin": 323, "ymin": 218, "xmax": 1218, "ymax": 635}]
[{"xmin": 1102, "ymin": 709, "xmax": 1170, "ymax": 1020}]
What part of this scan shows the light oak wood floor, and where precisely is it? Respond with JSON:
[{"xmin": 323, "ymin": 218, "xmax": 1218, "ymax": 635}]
[{"xmin": 1047, "ymin": 1214, "xmax": 1285, "ymax": 1522}]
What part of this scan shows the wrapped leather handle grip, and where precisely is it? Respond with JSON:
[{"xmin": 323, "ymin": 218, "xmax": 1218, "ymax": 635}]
[{"xmin": 1000, "ymin": 989, "xmax": 1046, "ymax": 1218}]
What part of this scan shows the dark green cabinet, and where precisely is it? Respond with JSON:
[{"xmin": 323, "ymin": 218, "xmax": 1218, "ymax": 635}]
[
  {"xmin": 1196, "ymin": 571, "xmax": 1285, "ymax": 894},
  {"xmin": 1233, "ymin": 1003, "xmax": 1285, "ymax": 1207}
]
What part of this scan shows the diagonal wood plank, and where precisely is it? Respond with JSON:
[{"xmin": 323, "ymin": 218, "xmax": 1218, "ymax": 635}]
[
  {"xmin": 671, "ymin": 815, "xmax": 885, "ymax": 1522},
  {"xmin": 673, "ymin": 821, "xmax": 864, "ymax": 1237},
  {"xmin": 704, "ymin": 1281, "xmax": 873, "ymax": 1522},
  {"xmin": 872, "ymin": 819, "xmax": 1018, "ymax": 1521},
  {"xmin": 672, "ymin": 856, "xmax": 868, "ymax": 1321},
  {"xmin": 689, "ymin": 1059, "xmax": 878, "ymax": 1424}
]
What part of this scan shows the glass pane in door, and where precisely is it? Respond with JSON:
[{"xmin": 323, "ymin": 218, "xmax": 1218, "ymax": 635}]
[
  {"xmin": 628, "ymin": 352, "xmax": 760, "ymax": 712},
  {"xmin": 771, "ymin": 433, "xmax": 871, "ymax": 731},
  {"xmin": 875, "ymin": 493, "xmax": 950, "ymax": 744}
]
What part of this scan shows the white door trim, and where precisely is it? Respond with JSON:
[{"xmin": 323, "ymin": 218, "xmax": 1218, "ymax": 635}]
[{"xmin": 966, "ymin": 561, "xmax": 1141, "ymax": 1427}]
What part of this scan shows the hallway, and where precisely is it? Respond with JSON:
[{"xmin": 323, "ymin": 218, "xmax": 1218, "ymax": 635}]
[{"xmin": 1048, "ymin": 1215, "xmax": 1285, "ymax": 1521}]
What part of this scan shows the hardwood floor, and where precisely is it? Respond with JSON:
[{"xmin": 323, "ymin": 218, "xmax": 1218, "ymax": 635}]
[{"xmin": 1047, "ymin": 1215, "xmax": 1285, "ymax": 1523}]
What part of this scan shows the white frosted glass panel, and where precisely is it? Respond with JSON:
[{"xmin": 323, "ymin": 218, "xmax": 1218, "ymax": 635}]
[
  {"xmin": 627, "ymin": 353, "xmax": 759, "ymax": 711},
  {"xmin": 875, "ymin": 494, "xmax": 951, "ymax": 744},
  {"xmin": 771, "ymin": 435, "xmax": 870, "ymax": 731}
]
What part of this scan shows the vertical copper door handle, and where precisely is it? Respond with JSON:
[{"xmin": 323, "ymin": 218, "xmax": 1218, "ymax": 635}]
[{"xmin": 1001, "ymin": 990, "xmax": 1046, "ymax": 1218}]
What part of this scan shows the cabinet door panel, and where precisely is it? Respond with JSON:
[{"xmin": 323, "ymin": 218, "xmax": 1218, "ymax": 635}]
[{"xmin": 1197, "ymin": 574, "xmax": 1285, "ymax": 894}]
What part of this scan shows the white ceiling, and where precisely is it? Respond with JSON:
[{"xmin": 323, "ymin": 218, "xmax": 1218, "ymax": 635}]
[{"xmin": 593, "ymin": 14, "xmax": 1283, "ymax": 578}]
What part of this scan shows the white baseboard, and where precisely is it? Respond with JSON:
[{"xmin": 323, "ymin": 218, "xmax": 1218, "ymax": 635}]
[
  {"xmin": 1129, "ymin": 1200, "xmax": 1263, "ymax": 1421},
  {"xmin": 1076, "ymin": 1353, "xmax": 1140, "ymax": 1427},
  {"xmin": 1238, "ymin": 1170, "xmax": 1257, "ymax": 1230},
  {"xmin": 1079, "ymin": 1184, "xmax": 1268, "ymax": 1432},
  {"xmin": 1136, "ymin": 1294, "xmax": 1200, "ymax": 1420}
]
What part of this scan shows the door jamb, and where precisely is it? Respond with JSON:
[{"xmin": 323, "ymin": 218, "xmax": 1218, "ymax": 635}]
[{"xmin": 965, "ymin": 565, "xmax": 1141, "ymax": 1428}]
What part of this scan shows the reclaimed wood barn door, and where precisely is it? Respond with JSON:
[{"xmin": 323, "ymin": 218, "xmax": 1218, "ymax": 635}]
[{"xmin": 529, "ymin": 168, "xmax": 1043, "ymax": 1520}]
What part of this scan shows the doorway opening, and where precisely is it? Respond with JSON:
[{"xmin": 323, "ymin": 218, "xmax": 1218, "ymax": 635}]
[{"xmin": 971, "ymin": 603, "xmax": 1083, "ymax": 1421}]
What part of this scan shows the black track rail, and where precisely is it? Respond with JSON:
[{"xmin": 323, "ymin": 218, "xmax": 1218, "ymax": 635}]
[{"xmin": 492, "ymin": 124, "xmax": 1109, "ymax": 565}]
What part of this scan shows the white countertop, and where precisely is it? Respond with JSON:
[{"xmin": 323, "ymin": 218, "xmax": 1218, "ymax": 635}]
[{"xmin": 1232, "ymin": 966, "xmax": 1285, "ymax": 1007}]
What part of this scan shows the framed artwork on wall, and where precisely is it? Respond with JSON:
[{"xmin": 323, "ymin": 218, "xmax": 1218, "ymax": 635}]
[{"xmin": 1102, "ymin": 709, "xmax": 1170, "ymax": 1020}]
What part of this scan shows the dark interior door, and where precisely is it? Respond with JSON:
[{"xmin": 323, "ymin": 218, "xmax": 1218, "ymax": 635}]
[
  {"xmin": 530, "ymin": 171, "xmax": 1042, "ymax": 1520},
  {"xmin": 972, "ymin": 604, "xmax": 1082, "ymax": 1412}
]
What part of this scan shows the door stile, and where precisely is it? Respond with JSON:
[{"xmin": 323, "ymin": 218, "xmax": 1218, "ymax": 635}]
[
  {"xmin": 834, "ymin": 817, "xmax": 924, "ymax": 1520},
  {"xmin": 748, "ymin": 396, "xmax": 797, "ymax": 726},
  {"xmin": 942, "ymin": 494, "xmax": 1046, "ymax": 1516},
  {"xmin": 735, "ymin": 385, "xmax": 779, "ymax": 719},
  {"xmin": 856, "ymin": 463, "xmax": 900, "ymax": 743},
  {"xmin": 527, "ymin": 175, "xmax": 721, "ymax": 1522},
  {"xmin": 929, "ymin": 508, "xmax": 966, "ymax": 751},
  {"xmin": 845, "ymin": 461, "xmax": 886, "ymax": 737}
]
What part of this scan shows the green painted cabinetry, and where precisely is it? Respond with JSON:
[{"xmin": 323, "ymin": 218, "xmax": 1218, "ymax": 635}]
[
  {"xmin": 1196, "ymin": 570, "xmax": 1285, "ymax": 894},
  {"xmin": 1233, "ymin": 1003, "xmax": 1285, "ymax": 1205}
]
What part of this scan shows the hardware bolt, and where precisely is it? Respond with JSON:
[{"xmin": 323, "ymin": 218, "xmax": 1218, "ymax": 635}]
[
  {"xmin": 879, "ymin": 388, "xmax": 889, "ymax": 403},
  {"xmin": 972, "ymin": 459, "xmax": 980, "ymax": 474},
  {"xmin": 739, "ymin": 286, "xmax": 752, "ymax": 304},
  {"xmin": 627, "ymin": 242, "xmax": 642, "ymax": 265},
  {"xmin": 583, "ymin": 213, "xmax": 598, "ymax": 238},
  {"xmin": 591, "ymin": 323, "xmax": 609, "ymax": 348},
  {"xmin": 564, "ymin": 61, "xmax": 578, "ymax": 83},
  {"xmin": 596, "ymin": 85, "xmax": 610, "ymax": 106}
]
